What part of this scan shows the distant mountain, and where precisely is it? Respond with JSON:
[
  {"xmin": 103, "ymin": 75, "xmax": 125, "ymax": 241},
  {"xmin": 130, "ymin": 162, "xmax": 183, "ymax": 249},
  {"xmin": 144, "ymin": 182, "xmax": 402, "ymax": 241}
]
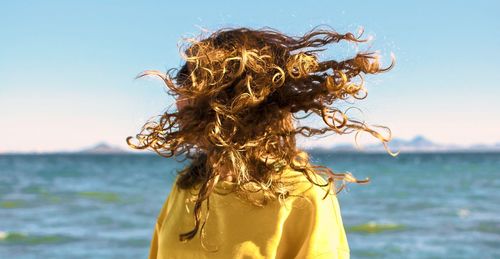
[
  {"xmin": 77, "ymin": 142, "xmax": 129, "ymax": 154},
  {"xmin": 2, "ymin": 137, "xmax": 499, "ymax": 155},
  {"xmin": 310, "ymin": 135, "xmax": 500, "ymax": 153},
  {"xmin": 366, "ymin": 135, "xmax": 445, "ymax": 152}
]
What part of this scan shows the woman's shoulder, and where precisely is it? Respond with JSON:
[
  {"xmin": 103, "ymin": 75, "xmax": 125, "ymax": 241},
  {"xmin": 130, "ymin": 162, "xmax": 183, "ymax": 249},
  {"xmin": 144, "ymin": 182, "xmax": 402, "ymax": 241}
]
[
  {"xmin": 170, "ymin": 167, "xmax": 336, "ymax": 207},
  {"xmin": 279, "ymin": 167, "xmax": 332, "ymax": 199},
  {"xmin": 277, "ymin": 168, "xmax": 350, "ymax": 257}
]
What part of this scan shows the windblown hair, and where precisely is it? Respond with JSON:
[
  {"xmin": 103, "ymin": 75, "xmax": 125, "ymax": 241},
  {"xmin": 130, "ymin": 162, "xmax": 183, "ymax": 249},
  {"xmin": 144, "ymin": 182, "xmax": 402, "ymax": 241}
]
[{"xmin": 127, "ymin": 25, "xmax": 398, "ymax": 243}]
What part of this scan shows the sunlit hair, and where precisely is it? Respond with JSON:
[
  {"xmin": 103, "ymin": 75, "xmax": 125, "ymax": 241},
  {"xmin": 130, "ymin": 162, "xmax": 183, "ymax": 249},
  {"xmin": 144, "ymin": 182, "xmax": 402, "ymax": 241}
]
[{"xmin": 127, "ymin": 25, "xmax": 398, "ymax": 245}]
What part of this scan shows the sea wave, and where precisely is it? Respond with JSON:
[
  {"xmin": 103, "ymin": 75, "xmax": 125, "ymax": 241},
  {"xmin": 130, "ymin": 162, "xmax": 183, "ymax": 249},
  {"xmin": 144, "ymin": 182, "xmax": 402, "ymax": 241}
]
[
  {"xmin": 0, "ymin": 231, "xmax": 76, "ymax": 245},
  {"xmin": 347, "ymin": 221, "xmax": 406, "ymax": 234}
]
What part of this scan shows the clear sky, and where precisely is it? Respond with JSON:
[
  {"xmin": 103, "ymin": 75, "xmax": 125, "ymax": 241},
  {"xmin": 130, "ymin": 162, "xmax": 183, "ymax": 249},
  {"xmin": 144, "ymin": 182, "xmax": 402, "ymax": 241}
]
[{"xmin": 1, "ymin": 0, "xmax": 499, "ymax": 152}]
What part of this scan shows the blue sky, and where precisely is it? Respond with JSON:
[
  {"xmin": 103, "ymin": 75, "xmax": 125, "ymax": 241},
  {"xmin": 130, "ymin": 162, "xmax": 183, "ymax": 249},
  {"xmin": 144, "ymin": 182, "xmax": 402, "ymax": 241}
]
[{"xmin": 1, "ymin": 0, "xmax": 499, "ymax": 152}]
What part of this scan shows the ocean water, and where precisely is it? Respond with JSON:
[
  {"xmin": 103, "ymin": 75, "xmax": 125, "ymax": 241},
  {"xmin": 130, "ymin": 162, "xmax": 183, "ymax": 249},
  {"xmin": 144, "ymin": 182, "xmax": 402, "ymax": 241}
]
[{"xmin": 0, "ymin": 152, "xmax": 499, "ymax": 258}]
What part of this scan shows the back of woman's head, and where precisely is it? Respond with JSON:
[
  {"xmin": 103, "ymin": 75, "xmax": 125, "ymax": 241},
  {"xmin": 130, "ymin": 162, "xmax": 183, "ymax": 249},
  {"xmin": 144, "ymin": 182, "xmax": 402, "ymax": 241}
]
[{"xmin": 127, "ymin": 25, "xmax": 398, "ymax": 242}]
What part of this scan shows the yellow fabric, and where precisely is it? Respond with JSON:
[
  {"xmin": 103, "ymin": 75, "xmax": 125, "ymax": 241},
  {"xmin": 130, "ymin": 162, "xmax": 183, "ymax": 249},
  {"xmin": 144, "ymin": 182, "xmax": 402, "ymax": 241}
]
[{"xmin": 148, "ymin": 168, "xmax": 350, "ymax": 259}]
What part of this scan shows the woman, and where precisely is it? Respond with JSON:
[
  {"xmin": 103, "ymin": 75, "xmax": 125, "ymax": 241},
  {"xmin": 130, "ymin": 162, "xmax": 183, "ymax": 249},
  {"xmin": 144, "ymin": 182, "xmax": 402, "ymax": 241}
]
[{"xmin": 127, "ymin": 25, "xmax": 397, "ymax": 259}]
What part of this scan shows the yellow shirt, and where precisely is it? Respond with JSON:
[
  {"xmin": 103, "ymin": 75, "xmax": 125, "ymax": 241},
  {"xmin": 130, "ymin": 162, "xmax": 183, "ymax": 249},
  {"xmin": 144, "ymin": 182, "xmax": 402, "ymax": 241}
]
[{"xmin": 148, "ymin": 168, "xmax": 350, "ymax": 259}]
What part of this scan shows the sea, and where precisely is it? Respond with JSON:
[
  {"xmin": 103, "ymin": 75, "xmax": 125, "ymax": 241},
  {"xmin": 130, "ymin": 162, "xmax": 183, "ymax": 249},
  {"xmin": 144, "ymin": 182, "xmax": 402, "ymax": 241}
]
[{"xmin": 0, "ymin": 152, "xmax": 499, "ymax": 258}]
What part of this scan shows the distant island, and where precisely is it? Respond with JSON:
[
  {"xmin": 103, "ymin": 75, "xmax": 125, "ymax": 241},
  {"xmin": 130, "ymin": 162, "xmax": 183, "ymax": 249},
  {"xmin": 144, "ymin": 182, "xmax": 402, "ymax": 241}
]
[
  {"xmin": 0, "ymin": 143, "xmax": 133, "ymax": 155},
  {"xmin": 1, "ymin": 135, "xmax": 499, "ymax": 155},
  {"xmin": 306, "ymin": 135, "xmax": 500, "ymax": 153},
  {"xmin": 77, "ymin": 142, "xmax": 130, "ymax": 154}
]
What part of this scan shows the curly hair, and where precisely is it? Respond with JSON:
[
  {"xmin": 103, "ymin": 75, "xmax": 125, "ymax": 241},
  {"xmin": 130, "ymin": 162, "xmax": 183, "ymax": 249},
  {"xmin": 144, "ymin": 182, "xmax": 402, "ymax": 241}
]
[{"xmin": 127, "ymin": 25, "xmax": 398, "ymax": 243}]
